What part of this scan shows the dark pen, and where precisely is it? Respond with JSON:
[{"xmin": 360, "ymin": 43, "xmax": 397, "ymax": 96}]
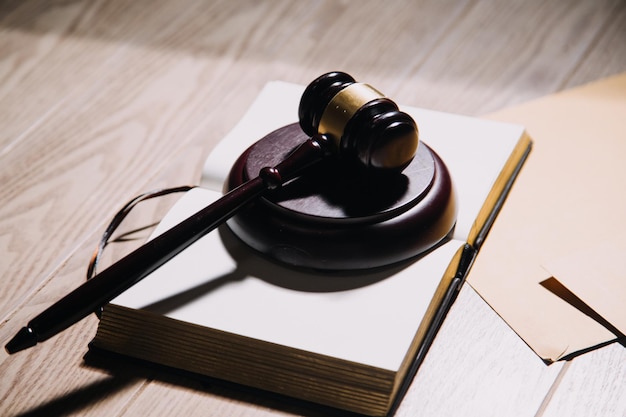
[{"xmin": 5, "ymin": 135, "xmax": 331, "ymax": 354}]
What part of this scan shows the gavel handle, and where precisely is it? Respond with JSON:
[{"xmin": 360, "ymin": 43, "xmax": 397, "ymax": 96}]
[{"xmin": 5, "ymin": 134, "xmax": 332, "ymax": 353}]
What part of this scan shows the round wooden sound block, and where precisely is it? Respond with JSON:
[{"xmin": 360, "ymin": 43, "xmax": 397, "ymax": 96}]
[{"xmin": 226, "ymin": 123, "xmax": 457, "ymax": 270}]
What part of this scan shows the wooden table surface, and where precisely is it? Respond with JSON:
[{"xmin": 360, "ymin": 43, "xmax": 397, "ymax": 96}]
[{"xmin": 1, "ymin": 1, "xmax": 625, "ymax": 416}]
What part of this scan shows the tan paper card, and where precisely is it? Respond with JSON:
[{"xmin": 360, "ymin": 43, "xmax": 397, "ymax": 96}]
[
  {"xmin": 468, "ymin": 73, "xmax": 626, "ymax": 362},
  {"xmin": 542, "ymin": 241, "xmax": 626, "ymax": 337}
]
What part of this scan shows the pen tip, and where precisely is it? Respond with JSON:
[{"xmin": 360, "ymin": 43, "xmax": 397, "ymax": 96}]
[{"xmin": 5, "ymin": 327, "xmax": 37, "ymax": 354}]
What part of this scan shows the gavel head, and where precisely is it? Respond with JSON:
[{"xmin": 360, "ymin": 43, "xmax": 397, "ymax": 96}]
[{"xmin": 298, "ymin": 71, "xmax": 419, "ymax": 170}]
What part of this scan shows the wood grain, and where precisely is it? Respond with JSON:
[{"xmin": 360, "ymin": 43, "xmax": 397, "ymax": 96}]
[
  {"xmin": 0, "ymin": 141, "xmax": 205, "ymax": 417},
  {"xmin": 0, "ymin": 0, "xmax": 120, "ymax": 152},
  {"xmin": 1, "ymin": 0, "xmax": 625, "ymax": 416},
  {"xmin": 0, "ymin": 50, "xmax": 219, "ymax": 320},
  {"xmin": 385, "ymin": 0, "xmax": 626, "ymax": 114},
  {"xmin": 397, "ymin": 287, "xmax": 563, "ymax": 417},
  {"xmin": 540, "ymin": 343, "xmax": 626, "ymax": 417}
]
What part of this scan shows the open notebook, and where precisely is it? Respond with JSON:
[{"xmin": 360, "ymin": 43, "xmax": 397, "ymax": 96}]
[{"xmin": 91, "ymin": 81, "xmax": 531, "ymax": 416}]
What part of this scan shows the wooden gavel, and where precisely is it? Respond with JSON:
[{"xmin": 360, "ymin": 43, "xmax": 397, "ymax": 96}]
[
  {"xmin": 194, "ymin": 70, "xmax": 421, "ymax": 256},
  {"xmin": 298, "ymin": 71, "xmax": 418, "ymax": 170},
  {"xmin": 4, "ymin": 71, "xmax": 423, "ymax": 353}
]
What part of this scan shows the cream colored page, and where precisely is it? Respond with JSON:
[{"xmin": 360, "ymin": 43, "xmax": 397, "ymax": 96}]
[
  {"xmin": 469, "ymin": 73, "xmax": 626, "ymax": 361},
  {"xmin": 112, "ymin": 187, "xmax": 465, "ymax": 372},
  {"xmin": 200, "ymin": 81, "xmax": 524, "ymax": 242}
]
